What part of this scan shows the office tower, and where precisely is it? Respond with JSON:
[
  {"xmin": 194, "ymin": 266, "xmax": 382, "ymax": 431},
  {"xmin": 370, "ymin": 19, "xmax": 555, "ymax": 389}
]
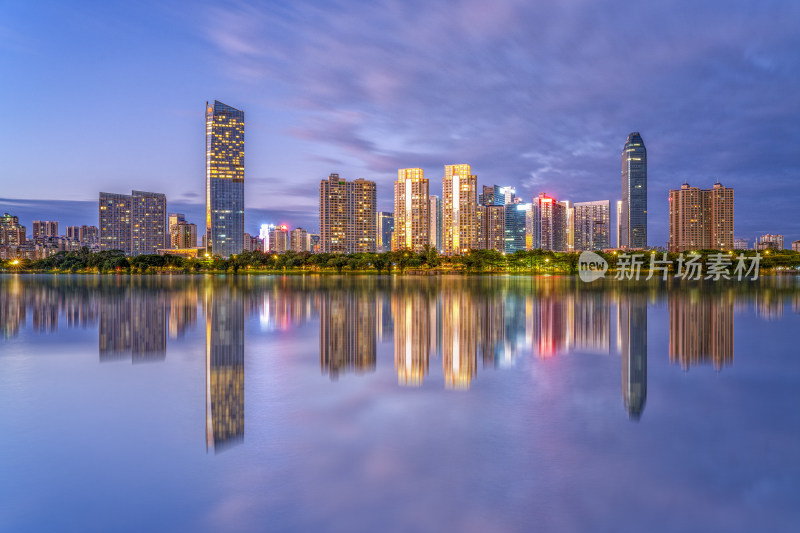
[
  {"xmin": 442, "ymin": 164, "xmax": 478, "ymax": 255},
  {"xmin": 319, "ymin": 174, "xmax": 377, "ymax": 253},
  {"xmin": 393, "ymin": 168, "xmax": 430, "ymax": 252},
  {"xmin": 669, "ymin": 290, "xmax": 734, "ymax": 371},
  {"xmin": 574, "ymin": 200, "xmax": 611, "ymax": 251},
  {"xmin": 79, "ymin": 225, "xmax": 99, "ymax": 247},
  {"xmin": 497, "ymin": 186, "xmax": 516, "ymax": 205},
  {"xmin": 621, "ymin": 132, "xmax": 647, "ymax": 248},
  {"xmin": 206, "ymin": 100, "xmax": 245, "ymax": 258},
  {"xmin": 479, "ymin": 185, "xmax": 495, "ymax": 206},
  {"xmin": 429, "ymin": 195, "xmax": 442, "ymax": 251},
  {"xmin": 532, "ymin": 193, "xmax": 566, "ymax": 251},
  {"xmin": 131, "ymin": 190, "xmax": 167, "ymax": 255},
  {"xmin": 99, "ymin": 192, "xmax": 132, "ymax": 254},
  {"xmin": 205, "ymin": 282, "xmax": 245, "ymax": 452},
  {"xmin": 376, "ymin": 212, "xmax": 394, "ymax": 252},
  {"xmin": 734, "ymin": 238, "xmax": 749, "ymax": 250},
  {"xmin": 268, "ymin": 225, "xmax": 289, "ymax": 252},
  {"xmin": 504, "ymin": 203, "xmax": 532, "ymax": 253},
  {"xmin": 32, "ymin": 221, "xmax": 58, "ymax": 239},
  {"xmin": 0, "ymin": 213, "xmax": 26, "ymax": 246},
  {"xmin": 259, "ymin": 223, "xmax": 276, "ymax": 251},
  {"xmin": 65, "ymin": 226, "xmax": 80, "ymax": 241},
  {"xmin": 481, "ymin": 204, "xmax": 506, "ymax": 252},
  {"xmin": 561, "ymin": 201, "xmax": 574, "ymax": 251},
  {"xmin": 620, "ymin": 294, "xmax": 647, "ymax": 420},
  {"xmin": 668, "ymin": 182, "xmax": 734, "ymax": 252},
  {"xmin": 290, "ymin": 228, "xmax": 310, "ymax": 252},
  {"xmin": 348, "ymin": 179, "xmax": 377, "ymax": 253},
  {"xmin": 616, "ymin": 200, "xmax": 622, "ymax": 248}
]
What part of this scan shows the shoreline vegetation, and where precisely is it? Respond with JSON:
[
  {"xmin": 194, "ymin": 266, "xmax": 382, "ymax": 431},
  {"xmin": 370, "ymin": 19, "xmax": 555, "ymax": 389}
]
[{"xmin": 2, "ymin": 247, "xmax": 799, "ymax": 276}]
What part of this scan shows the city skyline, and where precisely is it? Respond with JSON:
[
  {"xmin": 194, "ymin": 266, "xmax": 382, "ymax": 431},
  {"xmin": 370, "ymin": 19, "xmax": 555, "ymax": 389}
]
[{"xmin": 2, "ymin": 1, "xmax": 799, "ymax": 246}]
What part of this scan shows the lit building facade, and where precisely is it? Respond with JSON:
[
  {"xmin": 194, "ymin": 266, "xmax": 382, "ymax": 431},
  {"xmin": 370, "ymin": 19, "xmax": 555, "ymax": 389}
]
[
  {"xmin": 429, "ymin": 195, "xmax": 442, "ymax": 252},
  {"xmin": 131, "ymin": 190, "xmax": 167, "ymax": 255},
  {"xmin": 376, "ymin": 212, "xmax": 394, "ymax": 253},
  {"xmin": 442, "ymin": 164, "xmax": 478, "ymax": 255},
  {"xmin": 393, "ymin": 168, "xmax": 429, "ymax": 252},
  {"xmin": 32, "ymin": 221, "xmax": 58, "ymax": 239},
  {"xmin": 532, "ymin": 193, "xmax": 566, "ymax": 251},
  {"xmin": 574, "ymin": 200, "xmax": 610, "ymax": 251},
  {"xmin": 668, "ymin": 182, "xmax": 734, "ymax": 252},
  {"xmin": 616, "ymin": 200, "xmax": 622, "ymax": 248},
  {"xmin": 206, "ymin": 100, "xmax": 245, "ymax": 258},
  {"xmin": 757, "ymin": 234, "xmax": 784, "ymax": 250},
  {"xmin": 504, "ymin": 203, "xmax": 532, "ymax": 253},
  {"xmin": 480, "ymin": 204, "xmax": 506, "ymax": 253},
  {"xmin": 290, "ymin": 228, "xmax": 310, "ymax": 252},
  {"xmin": 268, "ymin": 226, "xmax": 289, "ymax": 253},
  {"xmin": 319, "ymin": 174, "xmax": 377, "ymax": 253},
  {"xmin": 621, "ymin": 132, "xmax": 647, "ymax": 248},
  {"xmin": 99, "ymin": 192, "xmax": 132, "ymax": 254},
  {"xmin": 1, "ymin": 213, "xmax": 26, "ymax": 246}
]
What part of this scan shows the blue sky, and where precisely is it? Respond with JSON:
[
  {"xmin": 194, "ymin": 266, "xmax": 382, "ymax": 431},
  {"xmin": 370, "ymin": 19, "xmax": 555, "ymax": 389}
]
[{"xmin": 1, "ymin": 0, "xmax": 799, "ymax": 245}]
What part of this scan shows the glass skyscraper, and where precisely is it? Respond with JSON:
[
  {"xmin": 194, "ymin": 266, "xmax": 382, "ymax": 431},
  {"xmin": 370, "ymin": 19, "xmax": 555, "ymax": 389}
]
[
  {"xmin": 206, "ymin": 100, "xmax": 244, "ymax": 258},
  {"xmin": 620, "ymin": 132, "xmax": 647, "ymax": 249}
]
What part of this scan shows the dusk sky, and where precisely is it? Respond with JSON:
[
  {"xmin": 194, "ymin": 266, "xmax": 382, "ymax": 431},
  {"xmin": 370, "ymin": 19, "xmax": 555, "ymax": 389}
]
[{"xmin": 2, "ymin": 0, "xmax": 799, "ymax": 245}]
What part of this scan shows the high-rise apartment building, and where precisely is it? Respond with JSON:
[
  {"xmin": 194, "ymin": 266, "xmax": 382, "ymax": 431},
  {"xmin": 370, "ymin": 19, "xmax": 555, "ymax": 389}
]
[
  {"xmin": 206, "ymin": 100, "xmax": 245, "ymax": 258},
  {"xmin": 99, "ymin": 191, "xmax": 167, "ymax": 255},
  {"xmin": 348, "ymin": 179, "xmax": 377, "ymax": 253},
  {"xmin": 376, "ymin": 212, "xmax": 394, "ymax": 253},
  {"xmin": 442, "ymin": 164, "xmax": 478, "ymax": 255},
  {"xmin": 621, "ymin": 132, "xmax": 647, "ymax": 248},
  {"xmin": 65, "ymin": 226, "xmax": 80, "ymax": 241},
  {"xmin": 574, "ymin": 200, "xmax": 610, "ymax": 251},
  {"xmin": 79, "ymin": 225, "xmax": 99, "ymax": 248},
  {"xmin": 792, "ymin": 240, "xmax": 800, "ymax": 252},
  {"xmin": 32, "ymin": 221, "xmax": 58, "ymax": 239},
  {"xmin": 99, "ymin": 192, "xmax": 132, "ymax": 254},
  {"xmin": 131, "ymin": 190, "xmax": 167, "ymax": 255},
  {"xmin": 532, "ymin": 193, "xmax": 566, "ymax": 251},
  {"xmin": 170, "ymin": 221, "xmax": 198, "ymax": 249},
  {"xmin": 429, "ymin": 196, "xmax": 442, "ymax": 251},
  {"xmin": 0, "ymin": 213, "xmax": 26, "ymax": 246},
  {"xmin": 290, "ymin": 228, "xmax": 310, "ymax": 252},
  {"xmin": 319, "ymin": 174, "xmax": 377, "ymax": 253},
  {"xmin": 561, "ymin": 201, "xmax": 574, "ymax": 252},
  {"xmin": 393, "ymin": 168, "xmax": 429, "ymax": 252},
  {"xmin": 668, "ymin": 182, "xmax": 734, "ymax": 252},
  {"xmin": 268, "ymin": 226, "xmax": 289, "ymax": 253},
  {"xmin": 480, "ymin": 204, "xmax": 506, "ymax": 252}
]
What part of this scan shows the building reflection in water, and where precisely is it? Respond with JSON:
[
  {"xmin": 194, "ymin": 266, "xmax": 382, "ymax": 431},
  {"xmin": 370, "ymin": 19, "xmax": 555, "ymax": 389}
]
[
  {"xmin": 669, "ymin": 289, "xmax": 734, "ymax": 371},
  {"xmin": 319, "ymin": 284, "xmax": 376, "ymax": 379},
  {"xmin": 205, "ymin": 281, "xmax": 245, "ymax": 453},
  {"xmin": 99, "ymin": 283, "xmax": 167, "ymax": 363},
  {"xmin": 619, "ymin": 293, "xmax": 647, "ymax": 420},
  {"xmin": 392, "ymin": 288, "xmax": 430, "ymax": 386},
  {"xmin": 442, "ymin": 285, "xmax": 478, "ymax": 390}
]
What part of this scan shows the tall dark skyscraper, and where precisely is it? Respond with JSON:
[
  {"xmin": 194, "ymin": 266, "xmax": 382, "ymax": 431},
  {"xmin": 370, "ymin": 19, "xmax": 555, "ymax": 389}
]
[
  {"xmin": 620, "ymin": 132, "xmax": 647, "ymax": 249},
  {"xmin": 205, "ymin": 100, "xmax": 244, "ymax": 258}
]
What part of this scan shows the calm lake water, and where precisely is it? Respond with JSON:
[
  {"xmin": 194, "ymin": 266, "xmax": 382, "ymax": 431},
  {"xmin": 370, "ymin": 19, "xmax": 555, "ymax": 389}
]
[{"xmin": 1, "ymin": 274, "xmax": 798, "ymax": 532}]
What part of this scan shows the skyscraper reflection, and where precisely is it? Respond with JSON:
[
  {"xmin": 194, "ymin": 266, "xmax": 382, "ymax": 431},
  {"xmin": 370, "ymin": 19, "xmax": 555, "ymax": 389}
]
[
  {"xmin": 669, "ymin": 290, "xmax": 734, "ymax": 371},
  {"xmin": 205, "ymin": 281, "xmax": 245, "ymax": 453},
  {"xmin": 392, "ymin": 288, "xmax": 431, "ymax": 386},
  {"xmin": 319, "ymin": 286, "xmax": 376, "ymax": 379},
  {"xmin": 442, "ymin": 285, "xmax": 478, "ymax": 390},
  {"xmin": 620, "ymin": 293, "xmax": 647, "ymax": 420}
]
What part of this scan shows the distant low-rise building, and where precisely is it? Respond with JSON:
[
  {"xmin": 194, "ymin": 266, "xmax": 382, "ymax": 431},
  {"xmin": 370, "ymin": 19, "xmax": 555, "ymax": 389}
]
[
  {"xmin": 757, "ymin": 234, "xmax": 784, "ymax": 250},
  {"xmin": 733, "ymin": 238, "xmax": 749, "ymax": 250}
]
